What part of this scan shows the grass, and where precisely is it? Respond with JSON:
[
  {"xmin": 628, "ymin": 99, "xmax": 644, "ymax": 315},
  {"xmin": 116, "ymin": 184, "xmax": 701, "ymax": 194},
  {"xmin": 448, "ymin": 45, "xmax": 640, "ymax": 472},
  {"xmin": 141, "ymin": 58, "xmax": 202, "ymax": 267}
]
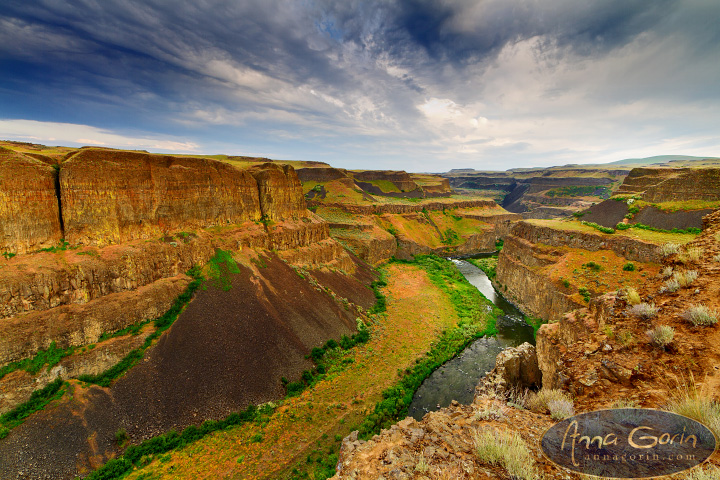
[
  {"xmin": 660, "ymin": 242, "xmax": 682, "ymax": 256},
  {"xmin": 473, "ymin": 429, "xmax": 538, "ymax": 480},
  {"xmin": 666, "ymin": 382, "xmax": 720, "ymax": 439},
  {"xmin": 624, "ymin": 287, "xmax": 642, "ymax": 305},
  {"xmin": 678, "ymin": 246, "xmax": 704, "ymax": 264},
  {"xmin": 581, "ymin": 221, "xmax": 615, "ymax": 234},
  {"xmin": 0, "ymin": 341, "xmax": 75, "ymax": 381},
  {"xmin": 529, "ymin": 219, "xmax": 698, "ymax": 245},
  {"xmin": 0, "ymin": 378, "xmax": 66, "ymax": 438}
]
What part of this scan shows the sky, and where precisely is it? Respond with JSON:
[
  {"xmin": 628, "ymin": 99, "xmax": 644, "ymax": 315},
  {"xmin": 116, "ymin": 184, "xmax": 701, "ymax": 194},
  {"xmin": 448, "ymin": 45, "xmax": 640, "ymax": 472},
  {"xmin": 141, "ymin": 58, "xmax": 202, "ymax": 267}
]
[{"xmin": 1, "ymin": 0, "xmax": 719, "ymax": 172}]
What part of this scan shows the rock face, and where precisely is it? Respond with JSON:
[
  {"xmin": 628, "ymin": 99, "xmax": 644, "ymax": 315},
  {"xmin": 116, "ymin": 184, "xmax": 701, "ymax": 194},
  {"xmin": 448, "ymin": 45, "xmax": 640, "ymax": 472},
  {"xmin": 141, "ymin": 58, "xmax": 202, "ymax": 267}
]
[
  {"xmin": 352, "ymin": 170, "xmax": 419, "ymax": 192},
  {"xmin": 616, "ymin": 167, "xmax": 720, "ymax": 202},
  {"xmin": 60, "ymin": 149, "xmax": 263, "ymax": 246},
  {"xmin": 0, "ymin": 147, "xmax": 62, "ymax": 254},
  {"xmin": 250, "ymin": 163, "xmax": 308, "ymax": 221},
  {"xmin": 476, "ymin": 342, "xmax": 541, "ymax": 396}
]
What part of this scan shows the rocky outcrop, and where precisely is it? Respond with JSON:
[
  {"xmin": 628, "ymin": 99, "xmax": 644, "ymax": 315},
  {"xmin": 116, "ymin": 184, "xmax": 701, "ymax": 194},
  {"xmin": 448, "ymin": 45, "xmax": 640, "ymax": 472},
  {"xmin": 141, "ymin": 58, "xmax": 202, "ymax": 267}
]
[
  {"xmin": 311, "ymin": 199, "xmax": 498, "ymax": 215},
  {"xmin": 250, "ymin": 163, "xmax": 308, "ymax": 221},
  {"xmin": 475, "ymin": 342, "xmax": 541, "ymax": 396},
  {"xmin": 60, "ymin": 149, "xmax": 263, "ymax": 246},
  {"xmin": 616, "ymin": 167, "xmax": 720, "ymax": 202},
  {"xmin": 511, "ymin": 220, "xmax": 661, "ymax": 263},
  {"xmin": 296, "ymin": 167, "xmax": 348, "ymax": 183},
  {"xmin": 0, "ymin": 275, "xmax": 190, "ymax": 365},
  {"xmin": 0, "ymin": 147, "xmax": 62, "ymax": 254},
  {"xmin": 352, "ymin": 170, "xmax": 419, "ymax": 192},
  {"xmin": 496, "ymin": 234, "xmax": 583, "ymax": 321}
]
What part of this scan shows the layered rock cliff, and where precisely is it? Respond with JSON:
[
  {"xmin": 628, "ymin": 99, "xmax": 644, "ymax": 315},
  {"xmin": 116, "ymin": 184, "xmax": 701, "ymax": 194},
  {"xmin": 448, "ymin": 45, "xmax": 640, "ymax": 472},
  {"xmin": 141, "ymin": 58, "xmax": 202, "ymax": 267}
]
[
  {"xmin": 616, "ymin": 167, "xmax": 720, "ymax": 202},
  {"xmin": 60, "ymin": 149, "xmax": 263, "ymax": 246},
  {"xmin": 0, "ymin": 147, "xmax": 62, "ymax": 254}
]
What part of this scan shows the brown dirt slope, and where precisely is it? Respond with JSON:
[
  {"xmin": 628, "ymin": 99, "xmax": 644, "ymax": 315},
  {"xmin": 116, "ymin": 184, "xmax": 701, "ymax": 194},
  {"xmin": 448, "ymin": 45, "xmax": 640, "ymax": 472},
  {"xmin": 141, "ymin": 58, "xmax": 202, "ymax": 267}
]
[{"xmin": 0, "ymin": 252, "xmax": 374, "ymax": 480}]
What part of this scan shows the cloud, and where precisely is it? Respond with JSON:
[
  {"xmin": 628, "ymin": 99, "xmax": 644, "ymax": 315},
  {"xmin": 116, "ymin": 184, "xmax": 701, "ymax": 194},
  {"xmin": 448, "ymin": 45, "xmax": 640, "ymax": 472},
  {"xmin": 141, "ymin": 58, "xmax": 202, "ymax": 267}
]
[
  {"xmin": 0, "ymin": 0, "xmax": 718, "ymax": 170},
  {"xmin": 0, "ymin": 120, "xmax": 199, "ymax": 152}
]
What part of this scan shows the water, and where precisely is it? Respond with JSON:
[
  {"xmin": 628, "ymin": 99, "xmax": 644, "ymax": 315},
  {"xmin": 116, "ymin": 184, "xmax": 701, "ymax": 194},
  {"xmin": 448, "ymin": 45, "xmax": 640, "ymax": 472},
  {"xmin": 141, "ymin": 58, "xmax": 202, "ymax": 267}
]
[{"xmin": 406, "ymin": 257, "xmax": 535, "ymax": 420}]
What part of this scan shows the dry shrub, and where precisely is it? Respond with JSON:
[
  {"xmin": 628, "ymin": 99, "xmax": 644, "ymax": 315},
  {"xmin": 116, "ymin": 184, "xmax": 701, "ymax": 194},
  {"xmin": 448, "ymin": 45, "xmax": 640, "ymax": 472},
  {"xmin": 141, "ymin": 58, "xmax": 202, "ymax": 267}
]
[
  {"xmin": 646, "ymin": 325, "xmax": 674, "ymax": 348},
  {"xmin": 624, "ymin": 287, "xmax": 642, "ymax": 305},
  {"xmin": 662, "ymin": 278, "xmax": 681, "ymax": 293},
  {"xmin": 660, "ymin": 243, "xmax": 681, "ymax": 256},
  {"xmin": 666, "ymin": 382, "xmax": 720, "ymax": 439},
  {"xmin": 628, "ymin": 302, "xmax": 658, "ymax": 319},
  {"xmin": 661, "ymin": 266, "xmax": 674, "ymax": 278},
  {"xmin": 611, "ymin": 398, "xmax": 639, "ymax": 409},
  {"xmin": 475, "ymin": 404, "xmax": 505, "ymax": 421},
  {"xmin": 678, "ymin": 246, "xmax": 704, "ymax": 264},
  {"xmin": 674, "ymin": 270, "xmax": 699, "ymax": 287},
  {"xmin": 528, "ymin": 389, "xmax": 572, "ymax": 414},
  {"xmin": 682, "ymin": 305, "xmax": 719, "ymax": 326},
  {"xmin": 473, "ymin": 429, "xmax": 538, "ymax": 480},
  {"xmin": 548, "ymin": 399, "xmax": 575, "ymax": 420}
]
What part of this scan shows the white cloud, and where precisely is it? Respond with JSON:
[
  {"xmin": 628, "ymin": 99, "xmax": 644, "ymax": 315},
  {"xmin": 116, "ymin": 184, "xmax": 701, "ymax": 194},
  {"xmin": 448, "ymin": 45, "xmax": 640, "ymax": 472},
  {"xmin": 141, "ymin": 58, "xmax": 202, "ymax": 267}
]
[{"xmin": 0, "ymin": 120, "xmax": 199, "ymax": 152}]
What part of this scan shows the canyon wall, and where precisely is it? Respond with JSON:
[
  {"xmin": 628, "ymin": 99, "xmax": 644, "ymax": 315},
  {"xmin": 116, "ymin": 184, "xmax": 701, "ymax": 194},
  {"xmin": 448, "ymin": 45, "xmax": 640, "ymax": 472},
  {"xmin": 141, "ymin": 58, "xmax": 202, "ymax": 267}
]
[
  {"xmin": 60, "ymin": 149, "xmax": 263, "ymax": 246},
  {"xmin": 616, "ymin": 167, "xmax": 720, "ymax": 202},
  {"xmin": 0, "ymin": 147, "xmax": 62, "ymax": 254}
]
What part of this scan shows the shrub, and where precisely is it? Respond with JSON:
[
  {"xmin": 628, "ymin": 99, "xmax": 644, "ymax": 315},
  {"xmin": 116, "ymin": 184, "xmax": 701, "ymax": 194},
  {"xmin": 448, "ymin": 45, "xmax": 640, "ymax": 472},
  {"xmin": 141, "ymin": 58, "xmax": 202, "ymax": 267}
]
[
  {"xmin": 660, "ymin": 243, "xmax": 681, "ymax": 257},
  {"xmin": 666, "ymin": 383, "xmax": 720, "ymax": 440},
  {"xmin": 561, "ymin": 278, "xmax": 570, "ymax": 288},
  {"xmin": 713, "ymin": 254, "xmax": 720, "ymax": 263},
  {"xmin": 475, "ymin": 404, "xmax": 505, "ymax": 421},
  {"xmin": 678, "ymin": 246, "xmax": 703, "ymax": 264},
  {"xmin": 624, "ymin": 287, "xmax": 641, "ymax": 305},
  {"xmin": 662, "ymin": 278, "xmax": 681, "ymax": 293},
  {"xmin": 473, "ymin": 429, "xmax": 538, "ymax": 480},
  {"xmin": 115, "ymin": 428, "xmax": 128, "ymax": 447},
  {"xmin": 612, "ymin": 398, "xmax": 639, "ymax": 409},
  {"xmin": 548, "ymin": 399, "xmax": 575, "ymax": 420},
  {"xmin": 581, "ymin": 221, "xmax": 615, "ymax": 234},
  {"xmin": 661, "ymin": 266, "xmax": 674, "ymax": 278},
  {"xmin": 622, "ymin": 262, "xmax": 636, "ymax": 271},
  {"xmin": 578, "ymin": 287, "xmax": 591, "ymax": 303},
  {"xmin": 682, "ymin": 305, "xmax": 718, "ymax": 326},
  {"xmin": 628, "ymin": 302, "xmax": 658, "ymax": 319},
  {"xmin": 583, "ymin": 261, "xmax": 602, "ymax": 271},
  {"xmin": 673, "ymin": 270, "xmax": 698, "ymax": 288},
  {"xmin": 528, "ymin": 389, "xmax": 572, "ymax": 414},
  {"xmin": 414, "ymin": 453, "xmax": 429, "ymax": 473},
  {"xmin": 646, "ymin": 325, "xmax": 674, "ymax": 348}
]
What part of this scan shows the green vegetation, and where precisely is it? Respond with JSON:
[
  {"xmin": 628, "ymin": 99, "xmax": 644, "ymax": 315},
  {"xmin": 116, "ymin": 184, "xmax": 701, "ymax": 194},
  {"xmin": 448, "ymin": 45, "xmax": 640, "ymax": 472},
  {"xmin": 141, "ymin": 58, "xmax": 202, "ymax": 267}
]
[
  {"xmin": 583, "ymin": 261, "xmax": 602, "ymax": 271},
  {"xmin": 440, "ymin": 227, "xmax": 459, "ymax": 245},
  {"xmin": 467, "ymin": 256, "xmax": 497, "ymax": 279},
  {"xmin": 356, "ymin": 255, "xmax": 499, "ymax": 439},
  {"xmin": 368, "ymin": 273, "xmax": 388, "ymax": 314},
  {"xmin": 37, "ymin": 239, "xmax": 73, "ymax": 253},
  {"xmin": 0, "ymin": 378, "xmax": 66, "ymax": 438},
  {"xmin": 578, "ymin": 287, "xmax": 591, "ymax": 302},
  {"xmin": 616, "ymin": 222, "xmax": 701, "ymax": 235},
  {"xmin": 206, "ymin": 249, "xmax": 242, "ymax": 291},
  {"xmin": 0, "ymin": 341, "xmax": 75, "ymax": 381},
  {"xmin": 86, "ymin": 403, "xmax": 275, "ymax": 480},
  {"xmin": 623, "ymin": 262, "xmax": 636, "ymax": 271},
  {"xmin": 495, "ymin": 238, "xmax": 504, "ymax": 250},
  {"xmin": 580, "ymin": 221, "xmax": 615, "ymax": 234},
  {"xmin": 78, "ymin": 267, "xmax": 203, "ymax": 387},
  {"xmin": 524, "ymin": 316, "xmax": 548, "ymax": 338},
  {"xmin": 2, "ymin": 252, "xmax": 16, "ymax": 260},
  {"xmin": 546, "ymin": 185, "xmax": 610, "ymax": 198}
]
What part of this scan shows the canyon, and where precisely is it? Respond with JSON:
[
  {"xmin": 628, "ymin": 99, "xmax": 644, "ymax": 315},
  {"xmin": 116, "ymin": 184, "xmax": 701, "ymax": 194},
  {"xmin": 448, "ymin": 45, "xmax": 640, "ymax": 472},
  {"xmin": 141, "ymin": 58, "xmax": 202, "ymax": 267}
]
[{"xmin": 1, "ymin": 140, "xmax": 720, "ymax": 480}]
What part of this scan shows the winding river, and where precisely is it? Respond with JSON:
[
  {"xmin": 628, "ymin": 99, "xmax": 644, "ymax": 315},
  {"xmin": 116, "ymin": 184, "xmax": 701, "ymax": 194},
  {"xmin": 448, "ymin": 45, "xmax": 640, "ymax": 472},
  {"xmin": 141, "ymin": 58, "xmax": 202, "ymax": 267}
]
[{"xmin": 407, "ymin": 256, "xmax": 535, "ymax": 420}]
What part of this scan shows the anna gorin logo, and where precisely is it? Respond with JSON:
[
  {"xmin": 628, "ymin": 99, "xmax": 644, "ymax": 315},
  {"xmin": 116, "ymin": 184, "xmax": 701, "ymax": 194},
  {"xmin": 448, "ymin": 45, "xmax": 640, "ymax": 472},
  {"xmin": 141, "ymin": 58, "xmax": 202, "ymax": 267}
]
[{"xmin": 541, "ymin": 408, "xmax": 716, "ymax": 478}]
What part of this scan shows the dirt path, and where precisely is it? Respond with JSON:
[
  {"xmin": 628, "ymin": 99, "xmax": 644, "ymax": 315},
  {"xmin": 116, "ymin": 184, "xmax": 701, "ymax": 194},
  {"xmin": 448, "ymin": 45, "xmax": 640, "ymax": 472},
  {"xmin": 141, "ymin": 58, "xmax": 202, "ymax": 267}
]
[{"xmin": 124, "ymin": 263, "xmax": 461, "ymax": 480}]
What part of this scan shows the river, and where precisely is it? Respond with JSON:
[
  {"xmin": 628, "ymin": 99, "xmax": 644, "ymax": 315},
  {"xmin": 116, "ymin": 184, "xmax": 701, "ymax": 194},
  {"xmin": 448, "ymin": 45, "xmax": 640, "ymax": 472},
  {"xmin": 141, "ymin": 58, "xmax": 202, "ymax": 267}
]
[{"xmin": 406, "ymin": 257, "xmax": 535, "ymax": 420}]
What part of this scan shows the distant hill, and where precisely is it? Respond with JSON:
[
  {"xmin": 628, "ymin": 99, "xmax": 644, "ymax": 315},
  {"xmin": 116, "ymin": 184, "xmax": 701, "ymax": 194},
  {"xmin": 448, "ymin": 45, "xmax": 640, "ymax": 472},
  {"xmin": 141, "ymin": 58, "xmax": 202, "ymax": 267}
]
[{"xmin": 605, "ymin": 155, "xmax": 718, "ymax": 166}]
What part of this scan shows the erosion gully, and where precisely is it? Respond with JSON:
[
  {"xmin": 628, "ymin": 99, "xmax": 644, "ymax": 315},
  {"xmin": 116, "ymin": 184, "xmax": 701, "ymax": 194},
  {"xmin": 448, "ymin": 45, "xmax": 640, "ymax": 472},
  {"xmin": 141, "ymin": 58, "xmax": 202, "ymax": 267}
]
[{"xmin": 407, "ymin": 254, "xmax": 535, "ymax": 420}]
